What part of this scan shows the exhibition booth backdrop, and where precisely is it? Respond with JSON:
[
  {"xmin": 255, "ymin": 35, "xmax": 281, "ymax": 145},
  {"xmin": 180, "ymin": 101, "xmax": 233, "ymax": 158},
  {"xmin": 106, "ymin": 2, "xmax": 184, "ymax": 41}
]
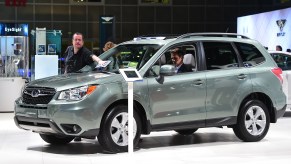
[
  {"xmin": 237, "ymin": 7, "xmax": 291, "ymax": 51},
  {"xmin": 0, "ymin": 23, "xmax": 28, "ymax": 112},
  {"xmin": 237, "ymin": 7, "xmax": 291, "ymax": 110}
]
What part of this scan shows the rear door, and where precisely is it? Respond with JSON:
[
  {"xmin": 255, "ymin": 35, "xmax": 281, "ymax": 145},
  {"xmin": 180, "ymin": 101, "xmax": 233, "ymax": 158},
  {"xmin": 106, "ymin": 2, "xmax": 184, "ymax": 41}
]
[{"xmin": 202, "ymin": 41, "xmax": 252, "ymax": 126}]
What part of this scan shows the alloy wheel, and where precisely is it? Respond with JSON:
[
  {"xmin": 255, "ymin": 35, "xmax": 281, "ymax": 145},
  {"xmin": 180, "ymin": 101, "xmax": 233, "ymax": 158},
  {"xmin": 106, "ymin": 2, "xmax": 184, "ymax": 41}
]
[{"xmin": 110, "ymin": 112, "xmax": 137, "ymax": 146}]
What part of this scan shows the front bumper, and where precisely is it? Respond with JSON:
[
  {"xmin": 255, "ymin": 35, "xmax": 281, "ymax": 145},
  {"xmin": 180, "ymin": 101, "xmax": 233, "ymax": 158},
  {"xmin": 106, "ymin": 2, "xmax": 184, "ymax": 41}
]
[
  {"xmin": 14, "ymin": 97, "xmax": 102, "ymax": 137},
  {"xmin": 14, "ymin": 115, "xmax": 100, "ymax": 137},
  {"xmin": 14, "ymin": 116, "xmax": 64, "ymax": 134}
]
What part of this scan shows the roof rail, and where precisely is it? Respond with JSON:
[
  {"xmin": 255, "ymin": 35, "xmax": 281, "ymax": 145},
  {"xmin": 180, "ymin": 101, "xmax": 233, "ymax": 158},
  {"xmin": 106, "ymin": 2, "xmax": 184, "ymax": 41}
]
[
  {"xmin": 133, "ymin": 36, "xmax": 166, "ymax": 41},
  {"xmin": 133, "ymin": 35, "xmax": 178, "ymax": 41},
  {"xmin": 176, "ymin": 33, "xmax": 250, "ymax": 39}
]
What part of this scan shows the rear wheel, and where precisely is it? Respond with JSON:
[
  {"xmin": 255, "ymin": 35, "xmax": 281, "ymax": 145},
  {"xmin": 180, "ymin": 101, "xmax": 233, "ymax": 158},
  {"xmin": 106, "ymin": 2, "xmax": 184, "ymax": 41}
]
[
  {"xmin": 97, "ymin": 105, "xmax": 142, "ymax": 153},
  {"xmin": 39, "ymin": 134, "xmax": 74, "ymax": 145},
  {"xmin": 175, "ymin": 128, "xmax": 198, "ymax": 135},
  {"xmin": 233, "ymin": 100, "xmax": 270, "ymax": 142}
]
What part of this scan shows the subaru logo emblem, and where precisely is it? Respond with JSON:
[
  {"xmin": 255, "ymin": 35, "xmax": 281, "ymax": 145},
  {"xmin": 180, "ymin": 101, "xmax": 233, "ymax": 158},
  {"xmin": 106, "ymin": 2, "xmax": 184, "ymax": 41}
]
[{"xmin": 31, "ymin": 90, "xmax": 40, "ymax": 97}]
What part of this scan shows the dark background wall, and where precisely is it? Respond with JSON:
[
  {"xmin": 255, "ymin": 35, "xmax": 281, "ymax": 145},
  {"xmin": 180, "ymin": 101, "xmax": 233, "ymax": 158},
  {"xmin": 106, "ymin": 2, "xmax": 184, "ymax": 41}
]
[{"xmin": 0, "ymin": 0, "xmax": 290, "ymax": 53}]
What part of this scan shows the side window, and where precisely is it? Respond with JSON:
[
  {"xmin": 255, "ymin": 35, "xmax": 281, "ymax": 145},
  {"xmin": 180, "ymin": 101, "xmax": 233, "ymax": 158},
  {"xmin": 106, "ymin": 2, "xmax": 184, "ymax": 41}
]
[
  {"xmin": 272, "ymin": 53, "xmax": 291, "ymax": 70},
  {"xmin": 148, "ymin": 43, "xmax": 197, "ymax": 76},
  {"xmin": 285, "ymin": 55, "xmax": 291, "ymax": 70},
  {"xmin": 272, "ymin": 54, "xmax": 285, "ymax": 68},
  {"xmin": 203, "ymin": 42, "xmax": 239, "ymax": 70},
  {"xmin": 163, "ymin": 44, "xmax": 197, "ymax": 73},
  {"xmin": 234, "ymin": 42, "xmax": 265, "ymax": 67}
]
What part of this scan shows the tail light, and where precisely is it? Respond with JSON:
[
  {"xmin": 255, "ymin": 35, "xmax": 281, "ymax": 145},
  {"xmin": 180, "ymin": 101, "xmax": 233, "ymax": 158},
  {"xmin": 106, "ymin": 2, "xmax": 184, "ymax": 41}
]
[{"xmin": 271, "ymin": 67, "xmax": 283, "ymax": 84}]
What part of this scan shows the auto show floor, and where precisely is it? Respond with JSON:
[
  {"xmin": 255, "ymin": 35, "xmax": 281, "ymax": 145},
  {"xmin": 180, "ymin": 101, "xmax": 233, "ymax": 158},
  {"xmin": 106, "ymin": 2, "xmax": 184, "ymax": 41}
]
[{"xmin": 1, "ymin": 112, "xmax": 291, "ymax": 164}]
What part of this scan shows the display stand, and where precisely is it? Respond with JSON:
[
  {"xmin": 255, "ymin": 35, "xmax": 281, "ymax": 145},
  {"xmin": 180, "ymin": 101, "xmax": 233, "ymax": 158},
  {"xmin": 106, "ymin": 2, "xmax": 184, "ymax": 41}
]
[
  {"xmin": 30, "ymin": 28, "xmax": 62, "ymax": 80},
  {"xmin": 0, "ymin": 23, "xmax": 29, "ymax": 112},
  {"xmin": 128, "ymin": 81, "xmax": 134, "ymax": 154},
  {"xmin": 35, "ymin": 55, "xmax": 58, "ymax": 80},
  {"xmin": 119, "ymin": 68, "xmax": 143, "ymax": 154},
  {"xmin": 0, "ymin": 77, "xmax": 25, "ymax": 112}
]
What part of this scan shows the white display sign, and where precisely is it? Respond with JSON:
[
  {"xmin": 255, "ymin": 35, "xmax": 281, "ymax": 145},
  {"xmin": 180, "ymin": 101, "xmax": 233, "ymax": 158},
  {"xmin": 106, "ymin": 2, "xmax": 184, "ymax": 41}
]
[
  {"xmin": 35, "ymin": 55, "xmax": 58, "ymax": 80},
  {"xmin": 237, "ymin": 7, "xmax": 291, "ymax": 51},
  {"xmin": 119, "ymin": 68, "xmax": 143, "ymax": 82}
]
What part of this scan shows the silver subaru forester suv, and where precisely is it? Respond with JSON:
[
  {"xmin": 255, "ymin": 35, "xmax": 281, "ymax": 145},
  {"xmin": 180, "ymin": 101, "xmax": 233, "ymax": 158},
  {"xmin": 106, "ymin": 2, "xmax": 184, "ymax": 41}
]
[{"xmin": 14, "ymin": 33, "xmax": 286, "ymax": 153}]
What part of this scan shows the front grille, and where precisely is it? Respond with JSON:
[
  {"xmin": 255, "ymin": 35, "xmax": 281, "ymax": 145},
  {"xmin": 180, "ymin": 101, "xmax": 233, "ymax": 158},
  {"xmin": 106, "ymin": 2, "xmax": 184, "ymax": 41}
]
[
  {"xmin": 22, "ymin": 87, "xmax": 56, "ymax": 105},
  {"xmin": 19, "ymin": 105, "xmax": 47, "ymax": 109}
]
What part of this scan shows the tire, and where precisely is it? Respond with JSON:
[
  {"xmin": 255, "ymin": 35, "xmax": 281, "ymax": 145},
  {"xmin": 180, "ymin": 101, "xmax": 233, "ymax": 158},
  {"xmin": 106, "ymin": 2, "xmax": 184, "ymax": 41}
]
[
  {"xmin": 39, "ymin": 134, "xmax": 74, "ymax": 145},
  {"xmin": 175, "ymin": 128, "xmax": 198, "ymax": 135},
  {"xmin": 97, "ymin": 105, "xmax": 142, "ymax": 153},
  {"xmin": 233, "ymin": 100, "xmax": 270, "ymax": 142}
]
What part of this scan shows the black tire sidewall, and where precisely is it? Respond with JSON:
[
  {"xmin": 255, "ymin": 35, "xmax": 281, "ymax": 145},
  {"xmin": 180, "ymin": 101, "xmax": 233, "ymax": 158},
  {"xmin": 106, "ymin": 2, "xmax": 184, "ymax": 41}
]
[
  {"xmin": 98, "ymin": 105, "xmax": 142, "ymax": 153},
  {"xmin": 234, "ymin": 100, "xmax": 270, "ymax": 142}
]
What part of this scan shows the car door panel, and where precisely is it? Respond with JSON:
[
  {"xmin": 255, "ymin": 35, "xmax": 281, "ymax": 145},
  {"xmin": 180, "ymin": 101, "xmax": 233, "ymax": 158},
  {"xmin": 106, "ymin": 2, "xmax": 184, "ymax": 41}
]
[{"xmin": 147, "ymin": 72, "xmax": 206, "ymax": 125}]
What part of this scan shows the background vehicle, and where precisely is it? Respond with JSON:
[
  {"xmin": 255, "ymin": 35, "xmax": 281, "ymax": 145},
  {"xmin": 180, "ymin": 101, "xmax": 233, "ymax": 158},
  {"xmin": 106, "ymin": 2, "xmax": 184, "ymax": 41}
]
[
  {"xmin": 14, "ymin": 33, "xmax": 286, "ymax": 153},
  {"xmin": 269, "ymin": 50, "xmax": 291, "ymax": 110}
]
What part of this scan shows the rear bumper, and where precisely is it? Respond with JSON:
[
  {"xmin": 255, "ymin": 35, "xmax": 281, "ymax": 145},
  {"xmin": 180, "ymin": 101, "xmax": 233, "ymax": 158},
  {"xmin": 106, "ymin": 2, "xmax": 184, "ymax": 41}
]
[{"xmin": 275, "ymin": 104, "xmax": 287, "ymax": 120}]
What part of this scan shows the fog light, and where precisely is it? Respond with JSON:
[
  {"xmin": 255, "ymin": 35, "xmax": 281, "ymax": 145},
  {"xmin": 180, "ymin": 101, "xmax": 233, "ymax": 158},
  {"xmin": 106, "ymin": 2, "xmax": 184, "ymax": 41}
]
[
  {"xmin": 61, "ymin": 124, "xmax": 81, "ymax": 134},
  {"xmin": 73, "ymin": 125, "xmax": 78, "ymax": 132}
]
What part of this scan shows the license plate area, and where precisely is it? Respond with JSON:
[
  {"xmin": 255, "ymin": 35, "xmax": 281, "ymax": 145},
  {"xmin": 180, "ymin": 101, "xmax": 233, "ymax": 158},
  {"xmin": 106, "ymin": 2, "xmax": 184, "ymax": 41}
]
[{"xmin": 24, "ymin": 108, "xmax": 38, "ymax": 118}]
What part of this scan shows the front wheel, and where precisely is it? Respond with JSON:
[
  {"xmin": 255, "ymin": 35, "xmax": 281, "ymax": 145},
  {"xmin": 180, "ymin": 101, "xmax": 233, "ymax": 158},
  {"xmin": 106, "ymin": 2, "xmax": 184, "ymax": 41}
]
[
  {"xmin": 233, "ymin": 100, "xmax": 270, "ymax": 142},
  {"xmin": 97, "ymin": 105, "xmax": 142, "ymax": 153},
  {"xmin": 39, "ymin": 134, "xmax": 74, "ymax": 145}
]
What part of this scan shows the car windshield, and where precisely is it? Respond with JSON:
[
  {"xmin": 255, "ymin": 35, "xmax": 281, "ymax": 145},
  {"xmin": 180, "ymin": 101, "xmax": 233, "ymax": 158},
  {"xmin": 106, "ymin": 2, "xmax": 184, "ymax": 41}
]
[{"xmin": 96, "ymin": 44, "xmax": 162, "ymax": 73}]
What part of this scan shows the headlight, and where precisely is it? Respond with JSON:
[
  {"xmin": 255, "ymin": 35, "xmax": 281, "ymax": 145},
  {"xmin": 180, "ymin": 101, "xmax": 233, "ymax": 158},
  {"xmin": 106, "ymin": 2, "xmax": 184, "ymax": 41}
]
[
  {"xmin": 58, "ymin": 85, "xmax": 97, "ymax": 101},
  {"xmin": 21, "ymin": 83, "xmax": 28, "ymax": 95}
]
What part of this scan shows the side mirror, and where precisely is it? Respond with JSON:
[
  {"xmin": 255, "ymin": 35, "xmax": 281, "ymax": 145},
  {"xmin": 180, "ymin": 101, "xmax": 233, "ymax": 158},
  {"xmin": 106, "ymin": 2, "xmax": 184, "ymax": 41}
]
[
  {"xmin": 160, "ymin": 65, "xmax": 175, "ymax": 76},
  {"xmin": 155, "ymin": 65, "xmax": 175, "ymax": 84}
]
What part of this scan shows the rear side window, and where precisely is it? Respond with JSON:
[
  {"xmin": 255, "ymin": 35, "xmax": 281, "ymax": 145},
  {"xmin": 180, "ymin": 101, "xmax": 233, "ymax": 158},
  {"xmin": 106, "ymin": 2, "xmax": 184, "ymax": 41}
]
[
  {"xmin": 203, "ymin": 42, "xmax": 239, "ymax": 70},
  {"xmin": 271, "ymin": 53, "xmax": 291, "ymax": 70},
  {"xmin": 234, "ymin": 42, "xmax": 265, "ymax": 67}
]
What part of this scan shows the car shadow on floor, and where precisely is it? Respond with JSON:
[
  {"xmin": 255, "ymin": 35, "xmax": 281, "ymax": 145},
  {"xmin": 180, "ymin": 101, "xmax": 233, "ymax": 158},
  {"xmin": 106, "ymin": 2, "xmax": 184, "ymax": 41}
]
[
  {"xmin": 27, "ymin": 131, "xmax": 244, "ymax": 155},
  {"xmin": 283, "ymin": 111, "xmax": 291, "ymax": 117},
  {"xmin": 139, "ymin": 131, "xmax": 242, "ymax": 150},
  {"xmin": 27, "ymin": 140, "xmax": 105, "ymax": 155}
]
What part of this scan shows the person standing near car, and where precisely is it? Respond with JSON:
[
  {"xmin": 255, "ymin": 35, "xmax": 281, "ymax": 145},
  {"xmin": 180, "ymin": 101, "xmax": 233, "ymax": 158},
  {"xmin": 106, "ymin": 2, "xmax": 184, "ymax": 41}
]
[
  {"xmin": 102, "ymin": 41, "xmax": 115, "ymax": 52},
  {"xmin": 64, "ymin": 32, "xmax": 105, "ymax": 74},
  {"xmin": 103, "ymin": 41, "xmax": 124, "ymax": 72},
  {"xmin": 276, "ymin": 45, "xmax": 283, "ymax": 51},
  {"xmin": 64, "ymin": 32, "xmax": 105, "ymax": 142}
]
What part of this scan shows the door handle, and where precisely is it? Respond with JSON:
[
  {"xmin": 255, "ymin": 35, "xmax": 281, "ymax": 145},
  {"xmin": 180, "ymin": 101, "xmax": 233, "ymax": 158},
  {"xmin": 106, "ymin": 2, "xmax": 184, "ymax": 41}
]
[
  {"xmin": 237, "ymin": 74, "xmax": 247, "ymax": 80},
  {"xmin": 193, "ymin": 79, "xmax": 203, "ymax": 86}
]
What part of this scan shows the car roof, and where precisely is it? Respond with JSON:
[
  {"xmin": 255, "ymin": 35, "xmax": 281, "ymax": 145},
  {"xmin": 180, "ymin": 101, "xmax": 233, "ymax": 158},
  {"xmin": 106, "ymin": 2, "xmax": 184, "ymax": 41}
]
[
  {"xmin": 120, "ymin": 33, "xmax": 255, "ymax": 46},
  {"xmin": 120, "ymin": 37, "xmax": 175, "ymax": 45}
]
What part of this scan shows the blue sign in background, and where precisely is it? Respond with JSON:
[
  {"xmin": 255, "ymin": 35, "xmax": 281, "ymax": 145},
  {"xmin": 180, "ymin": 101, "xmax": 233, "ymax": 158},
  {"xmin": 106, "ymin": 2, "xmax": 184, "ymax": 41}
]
[
  {"xmin": 99, "ymin": 16, "xmax": 115, "ymax": 54},
  {"xmin": 0, "ymin": 23, "xmax": 28, "ymax": 36}
]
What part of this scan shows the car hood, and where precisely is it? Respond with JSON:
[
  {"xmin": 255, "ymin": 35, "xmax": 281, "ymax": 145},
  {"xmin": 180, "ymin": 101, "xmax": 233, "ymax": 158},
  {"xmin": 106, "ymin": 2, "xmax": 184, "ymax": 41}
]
[{"xmin": 28, "ymin": 72, "xmax": 122, "ymax": 91}]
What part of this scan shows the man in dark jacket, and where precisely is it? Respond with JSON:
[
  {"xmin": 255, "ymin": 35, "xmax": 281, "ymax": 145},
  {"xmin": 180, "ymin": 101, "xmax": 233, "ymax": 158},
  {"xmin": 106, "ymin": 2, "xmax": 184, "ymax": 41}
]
[
  {"xmin": 64, "ymin": 32, "xmax": 105, "ymax": 74},
  {"xmin": 64, "ymin": 32, "xmax": 105, "ymax": 141},
  {"xmin": 170, "ymin": 48, "xmax": 192, "ymax": 73}
]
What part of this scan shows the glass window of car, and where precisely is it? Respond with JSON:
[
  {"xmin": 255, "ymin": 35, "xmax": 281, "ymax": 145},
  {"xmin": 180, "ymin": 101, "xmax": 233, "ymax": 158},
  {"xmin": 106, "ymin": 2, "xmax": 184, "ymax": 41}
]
[
  {"xmin": 164, "ymin": 44, "xmax": 197, "ymax": 66},
  {"xmin": 203, "ymin": 42, "xmax": 239, "ymax": 70},
  {"xmin": 100, "ymin": 44, "xmax": 162, "ymax": 73},
  {"xmin": 148, "ymin": 44, "xmax": 197, "ymax": 76},
  {"xmin": 271, "ymin": 53, "xmax": 291, "ymax": 70},
  {"xmin": 234, "ymin": 42, "xmax": 265, "ymax": 67}
]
